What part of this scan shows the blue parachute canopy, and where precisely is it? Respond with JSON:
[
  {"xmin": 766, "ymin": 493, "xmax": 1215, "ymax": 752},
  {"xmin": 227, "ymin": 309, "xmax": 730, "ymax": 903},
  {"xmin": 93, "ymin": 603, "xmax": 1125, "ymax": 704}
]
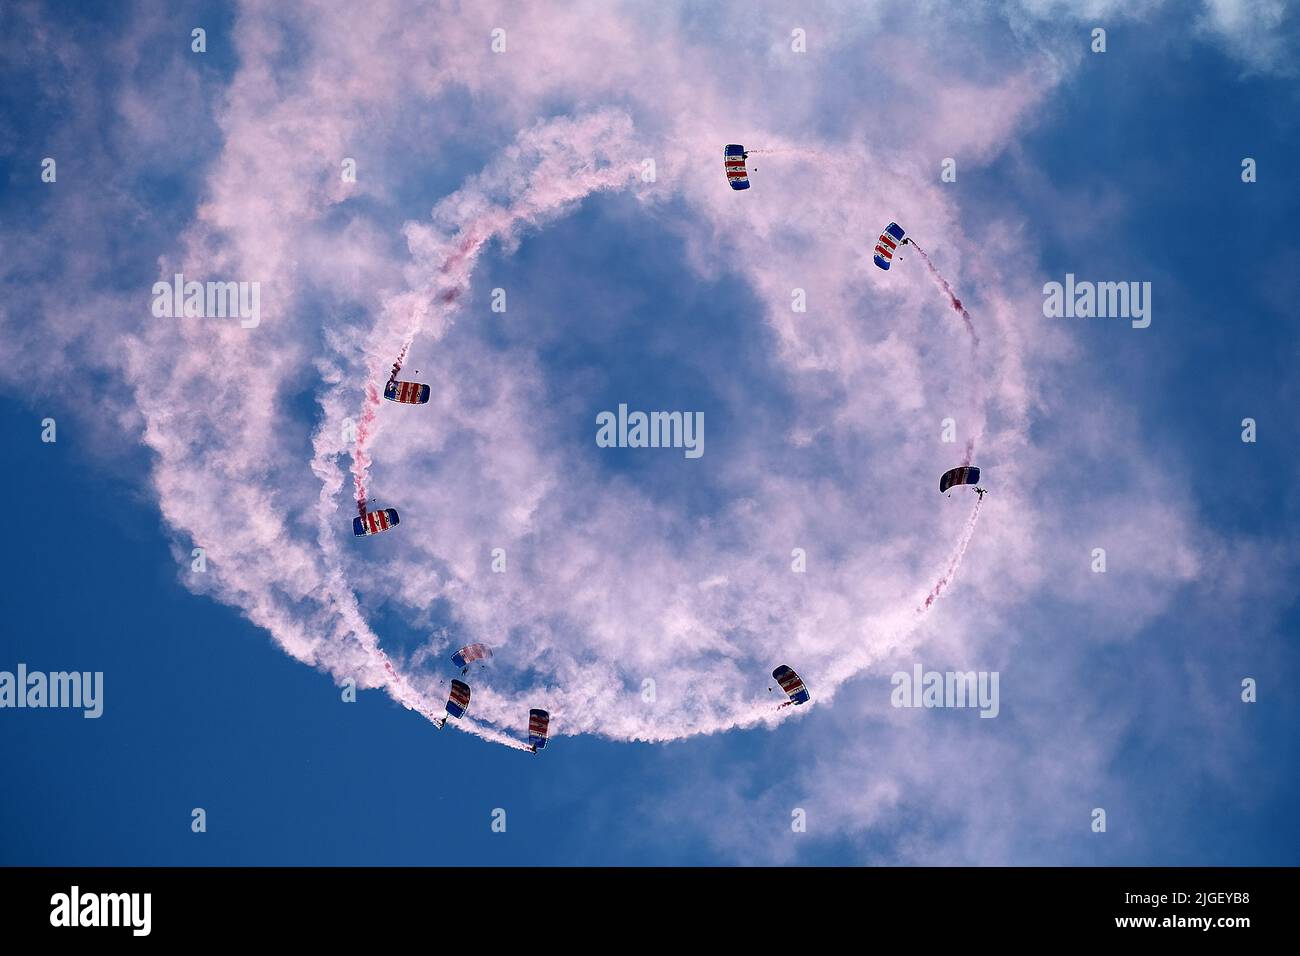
[
  {"xmin": 528, "ymin": 709, "xmax": 551, "ymax": 752},
  {"xmin": 873, "ymin": 221, "xmax": 906, "ymax": 270},
  {"xmin": 445, "ymin": 679, "xmax": 471, "ymax": 720},
  {"xmin": 773, "ymin": 665, "xmax": 811, "ymax": 705},
  {"xmin": 353, "ymin": 508, "xmax": 400, "ymax": 536},
  {"xmin": 939, "ymin": 466, "xmax": 980, "ymax": 494},
  {"xmin": 724, "ymin": 144, "xmax": 750, "ymax": 190}
]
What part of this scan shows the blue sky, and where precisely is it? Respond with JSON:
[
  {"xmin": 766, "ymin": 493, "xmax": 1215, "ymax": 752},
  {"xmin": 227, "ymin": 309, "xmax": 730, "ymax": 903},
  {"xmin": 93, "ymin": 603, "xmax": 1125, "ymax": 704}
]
[{"xmin": 1, "ymin": 0, "xmax": 1298, "ymax": 865}]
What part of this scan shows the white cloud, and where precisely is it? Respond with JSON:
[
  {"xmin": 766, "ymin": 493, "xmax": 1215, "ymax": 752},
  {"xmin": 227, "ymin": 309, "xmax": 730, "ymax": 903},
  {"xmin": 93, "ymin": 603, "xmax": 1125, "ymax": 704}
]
[{"xmin": 4, "ymin": 0, "xmax": 1291, "ymax": 860}]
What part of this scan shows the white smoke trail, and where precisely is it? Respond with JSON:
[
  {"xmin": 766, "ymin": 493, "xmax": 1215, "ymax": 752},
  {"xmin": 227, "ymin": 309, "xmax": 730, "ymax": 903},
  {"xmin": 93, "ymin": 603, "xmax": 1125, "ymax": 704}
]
[
  {"xmin": 303, "ymin": 114, "xmax": 995, "ymax": 750},
  {"xmin": 347, "ymin": 110, "xmax": 647, "ymax": 514},
  {"xmin": 309, "ymin": 110, "xmax": 649, "ymax": 749},
  {"xmin": 918, "ymin": 495, "xmax": 984, "ymax": 613}
]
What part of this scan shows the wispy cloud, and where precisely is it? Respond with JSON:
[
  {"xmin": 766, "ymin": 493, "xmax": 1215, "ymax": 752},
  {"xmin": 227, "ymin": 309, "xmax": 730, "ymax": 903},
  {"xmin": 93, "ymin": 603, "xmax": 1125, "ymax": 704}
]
[{"xmin": 2, "ymin": 0, "xmax": 1294, "ymax": 860}]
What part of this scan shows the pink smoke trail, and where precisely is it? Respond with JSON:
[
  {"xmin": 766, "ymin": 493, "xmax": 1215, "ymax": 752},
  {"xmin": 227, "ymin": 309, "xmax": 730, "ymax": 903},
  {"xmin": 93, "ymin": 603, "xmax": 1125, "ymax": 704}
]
[
  {"xmin": 917, "ymin": 494, "xmax": 983, "ymax": 612},
  {"xmin": 352, "ymin": 380, "xmax": 381, "ymax": 516},
  {"xmin": 346, "ymin": 122, "xmax": 641, "ymax": 524},
  {"xmin": 325, "ymin": 112, "xmax": 648, "ymax": 748},
  {"xmin": 744, "ymin": 146, "xmax": 829, "ymax": 159},
  {"xmin": 388, "ymin": 340, "xmax": 412, "ymax": 384},
  {"xmin": 348, "ymin": 226, "xmax": 492, "ymax": 514},
  {"xmin": 913, "ymin": 244, "xmax": 979, "ymax": 347},
  {"xmin": 352, "ymin": 337, "xmax": 414, "ymax": 515}
]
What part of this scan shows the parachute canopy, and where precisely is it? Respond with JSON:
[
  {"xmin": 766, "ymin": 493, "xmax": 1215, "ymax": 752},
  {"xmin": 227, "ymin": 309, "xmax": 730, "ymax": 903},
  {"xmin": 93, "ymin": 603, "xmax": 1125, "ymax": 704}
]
[
  {"xmin": 528, "ymin": 709, "xmax": 550, "ymax": 752},
  {"xmin": 939, "ymin": 466, "xmax": 980, "ymax": 494},
  {"xmin": 384, "ymin": 380, "xmax": 430, "ymax": 405},
  {"xmin": 445, "ymin": 679, "xmax": 471, "ymax": 720},
  {"xmin": 873, "ymin": 221, "xmax": 906, "ymax": 270},
  {"xmin": 773, "ymin": 665, "xmax": 811, "ymax": 705},
  {"xmin": 451, "ymin": 643, "xmax": 492, "ymax": 670},
  {"xmin": 353, "ymin": 508, "xmax": 400, "ymax": 537},
  {"xmin": 724, "ymin": 144, "xmax": 750, "ymax": 190}
]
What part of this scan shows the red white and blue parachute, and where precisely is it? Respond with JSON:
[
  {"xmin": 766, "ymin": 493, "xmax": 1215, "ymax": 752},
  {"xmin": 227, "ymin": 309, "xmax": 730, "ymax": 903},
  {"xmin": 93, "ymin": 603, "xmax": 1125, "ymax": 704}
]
[
  {"xmin": 939, "ymin": 466, "xmax": 980, "ymax": 494},
  {"xmin": 451, "ymin": 643, "xmax": 492, "ymax": 672},
  {"xmin": 724, "ymin": 145, "xmax": 750, "ymax": 190},
  {"xmin": 352, "ymin": 508, "xmax": 400, "ymax": 537},
  {"xmin": 773, "ymin": 665, "xmax": 811, "ymax": 706},
  {"xmin": 528, "ymin": 709, "xmax": 551, "ymax": 752},
  {"xmin": 384, "ymin": 380, "xmax": 430, "ymax": 405},
  {"xmin": 873, "ymin": 222, "xmax": 907, "ymax": 270},
  {"xmin": 444, "ymin": 679, "xmax": 471, "ymax": 721}
]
